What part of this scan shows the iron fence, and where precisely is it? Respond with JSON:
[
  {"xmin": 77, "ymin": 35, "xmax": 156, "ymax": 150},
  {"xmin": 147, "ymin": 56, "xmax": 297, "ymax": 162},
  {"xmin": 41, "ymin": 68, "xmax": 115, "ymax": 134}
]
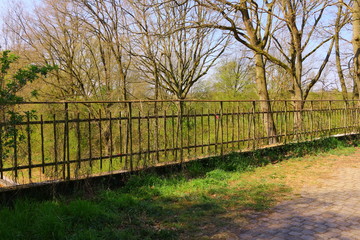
[{"xmin": 0, "ymin": 99, "xmax": 359, "ymax": 186}]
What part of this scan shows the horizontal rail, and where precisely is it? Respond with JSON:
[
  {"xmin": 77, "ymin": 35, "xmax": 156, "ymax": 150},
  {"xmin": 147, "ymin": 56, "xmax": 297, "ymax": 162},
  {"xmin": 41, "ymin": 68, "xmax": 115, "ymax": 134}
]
[
  {"xmin": 0, "ymin": 99, "xmax": 359, "ymax": 186},
  {"xmin": 0, "ymin": 99, "xmax": 360, "ymax": 105}
]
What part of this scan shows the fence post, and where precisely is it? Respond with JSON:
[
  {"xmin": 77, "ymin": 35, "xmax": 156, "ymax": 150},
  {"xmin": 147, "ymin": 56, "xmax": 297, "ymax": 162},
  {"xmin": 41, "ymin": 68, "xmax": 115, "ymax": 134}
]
[
  {"xmin": 40, "ymin": 115, "xmax": 45, "ymax": 174},
  {"xmin": 76, "ymin": 113, "xmax": 81, "ymax": 174},
  {"xmin": 310, "ymin": 101, "xmax": 314, "ymax": 141},
  {"xmin": 26, "ymin": 114, "xmax": 32, "ymax": 180},
  {"xmin": 127, "ymin": 102, "xmax": 133, "ymax": 172},
  {"xmin": 154, "ymin": 102, "xmax": 159, "ymax": 164},
  {"xmin": 64, "ymin": 103, "xmax": 70, "ymax": 180},
  {"xmin": 138, "ymin": 110, "xmax": 143, "ymax": 168},
  {"xmin": 88, "ymin": 112, "xmax": 92, "ymax": 168},
  {"xmin": 345, "ymin": 101, "xmax": 348, "ymax": 136},
  {"xmin": 220, "ymin": 102, "xmax": 224, "ymax": 160},
  {"xmin": 179, "ymin": 101, "xmax": 184, "ymax": 165},
  {"xmin": 98, "ymin": 110, "xmax": 103, "ymax": 170},
  {"xmin": 0, "ymin": 119, "xmax": 3, "ymax": 179},
  {"xmin": 13, "ymin": 121, "xmax": 18, "ymax": 180},
  {"xmin": 53, "ymin": 114, "xmax": 58, "ymax": 175},
  {"xmin": 0, "ymin": 106, "xmax": 4, "ymax": 180},
  {"xmin": 109, "ymin": 112, "xmax": 113, "ymax": 170},
  {"xmin": 358, "ymin": 100, "xmax": 360, "ymax": 133},
  {"xmin": 284, "ymin": 101, "xmax": 288, "ymax": 144},
  {"xmin": 328, "ymin": 101, "xmax": 332, "ymax": 137},
  {"xmin": 252, "ymin": 101, "xmax": 256, "ymax": 150}
]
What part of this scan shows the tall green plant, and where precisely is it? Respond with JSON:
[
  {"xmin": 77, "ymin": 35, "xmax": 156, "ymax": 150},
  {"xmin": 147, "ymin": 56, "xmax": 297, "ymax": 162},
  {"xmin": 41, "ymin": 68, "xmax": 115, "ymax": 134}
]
[{"xmin": 0, "ymin": 50, "xmax": 55, "ymax": 160}]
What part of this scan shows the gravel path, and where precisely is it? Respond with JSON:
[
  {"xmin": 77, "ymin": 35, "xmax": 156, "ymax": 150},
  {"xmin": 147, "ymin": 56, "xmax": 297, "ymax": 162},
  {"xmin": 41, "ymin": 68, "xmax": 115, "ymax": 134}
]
[{"xmin": 235, "ymin": 154, "xmax": 360, "ymax": 240}]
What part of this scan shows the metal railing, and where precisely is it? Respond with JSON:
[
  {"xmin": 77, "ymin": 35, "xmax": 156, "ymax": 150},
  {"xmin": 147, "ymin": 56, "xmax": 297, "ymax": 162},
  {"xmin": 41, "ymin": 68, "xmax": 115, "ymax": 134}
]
[{"xmin": 0, "ymin": 99, "xmax": 359, "ymax": 186}]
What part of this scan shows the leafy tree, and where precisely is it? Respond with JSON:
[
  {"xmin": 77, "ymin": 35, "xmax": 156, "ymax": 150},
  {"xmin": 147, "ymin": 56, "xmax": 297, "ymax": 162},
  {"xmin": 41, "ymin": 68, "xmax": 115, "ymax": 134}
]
[
  {"xmin": 0, "ymin": 50, "xmax": 55, "ymax": 160},
  {"xmin": 212, "ymin": 58, "xmax": 256, "ymax": 99}
]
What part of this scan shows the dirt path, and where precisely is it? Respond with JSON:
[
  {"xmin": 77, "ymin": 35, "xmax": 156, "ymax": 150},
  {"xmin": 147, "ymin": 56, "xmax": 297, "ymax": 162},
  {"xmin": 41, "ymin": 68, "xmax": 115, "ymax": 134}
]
[{"xmin": 211, "ymin": 150, "xmax": 360, "ymax": 240}]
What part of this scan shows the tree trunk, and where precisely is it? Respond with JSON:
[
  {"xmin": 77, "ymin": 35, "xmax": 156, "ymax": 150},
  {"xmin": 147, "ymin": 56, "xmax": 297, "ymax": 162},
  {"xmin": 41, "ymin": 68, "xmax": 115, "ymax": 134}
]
[
  {"xmin": 353, "ymin": 81, "xmax": 359, "ymax": 100},
  {"xmin": 352, "ymin": 1, "xmax": 360, "ymax": 102},
  {"xmin": 254, "ymin": 53, "xmax": 277, "ymax": 144},
  {"xmin": 335, "ymin": 5, "xmax": 348, "ymax": 102},
  {"xmin": 293, "ymin": 77, "xmax": 304, "ymax": 138}
]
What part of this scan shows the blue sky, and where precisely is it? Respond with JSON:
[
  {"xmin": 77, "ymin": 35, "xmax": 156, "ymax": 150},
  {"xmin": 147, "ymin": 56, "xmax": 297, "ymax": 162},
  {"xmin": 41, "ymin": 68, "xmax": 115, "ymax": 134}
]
[{"xmin": 0, "ymin": 0, "xmax": 41, "ymax": 23}]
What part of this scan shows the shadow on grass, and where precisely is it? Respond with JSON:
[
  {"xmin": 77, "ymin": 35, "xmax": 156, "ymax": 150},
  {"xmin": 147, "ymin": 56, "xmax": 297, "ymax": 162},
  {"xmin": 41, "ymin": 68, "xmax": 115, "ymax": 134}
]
[{"xmin": 0, "ymin": 136, "xmax": 358, "ymax": 240}]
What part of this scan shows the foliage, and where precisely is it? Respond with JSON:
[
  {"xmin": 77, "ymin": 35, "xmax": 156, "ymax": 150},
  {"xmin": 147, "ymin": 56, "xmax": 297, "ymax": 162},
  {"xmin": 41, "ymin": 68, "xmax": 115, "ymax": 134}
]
[
  {"xmin": 0, "ymin": 50, "xmax": 56, "ymax": 103},
  {"xmin": 212, "ymin": 58, "xmax": 256, "ymax": 99},
  {"xmin": 0, "ymin": 50, "xmax": 55, "ymax": 159}
]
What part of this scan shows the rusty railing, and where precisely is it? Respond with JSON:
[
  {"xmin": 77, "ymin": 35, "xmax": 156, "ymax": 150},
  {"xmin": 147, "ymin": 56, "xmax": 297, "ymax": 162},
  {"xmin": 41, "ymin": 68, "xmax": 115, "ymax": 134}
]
[{"xmin": 0, "ymin": 99, "xmax": 359, "ymax": 186}]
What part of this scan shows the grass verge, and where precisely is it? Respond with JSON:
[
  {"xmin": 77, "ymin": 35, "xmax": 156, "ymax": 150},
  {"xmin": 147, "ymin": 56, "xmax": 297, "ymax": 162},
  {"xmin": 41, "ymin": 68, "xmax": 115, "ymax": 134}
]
[{"xmin": 0, "ymin": 136, "xmax": 359, "ymax": 240}]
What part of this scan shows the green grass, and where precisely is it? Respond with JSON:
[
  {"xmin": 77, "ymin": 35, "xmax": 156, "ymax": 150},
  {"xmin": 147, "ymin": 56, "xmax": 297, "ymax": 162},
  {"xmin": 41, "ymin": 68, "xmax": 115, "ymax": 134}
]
[{"xmin": 0, "ymin": 137, "xmax": 358, "ymax": 240}]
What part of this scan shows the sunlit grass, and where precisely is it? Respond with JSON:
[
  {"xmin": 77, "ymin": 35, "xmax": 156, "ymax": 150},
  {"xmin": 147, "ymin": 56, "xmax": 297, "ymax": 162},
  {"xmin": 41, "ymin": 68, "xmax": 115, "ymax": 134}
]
[{"xmin": 0, "ymin": 137, "xmax": 358, "ymax": 240}]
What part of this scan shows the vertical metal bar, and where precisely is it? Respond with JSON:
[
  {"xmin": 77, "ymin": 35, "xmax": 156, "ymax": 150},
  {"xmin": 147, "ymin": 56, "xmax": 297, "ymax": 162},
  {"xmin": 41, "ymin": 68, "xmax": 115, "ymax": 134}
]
[
  {"xmin": 147, "ymin": 110, "xmax": 151, "ymax": 165},
  {"xmin": 237, "ymin": 106, "xmax": 241, "ymax": 149},
  {"xmin": 155, "ymin": 105, "xmax": 159, "ymax": 164},
  {"xmin": 62, "ymin": 106, "xmax": 67, "ymax": 180},
  {"xmin": 26, "ymin": 114, "xmax": 32, "ymax": 180},
  {"xmin": 109, "ymin": 112, "xmax": 113, "ymax": 170},
  {"xmin": 88, "ymin": 113, "xmax": 92, "ymax": 168},
  {"xmin": 220, "ymin": 102, "xmax": 224, "ymax": 160},
  {"xmin": 99, "ymin": 110, "xmax": 103, "ymax": 170},
  {"xmin": 284, "ymin": 101, "xmax": 288, "ymax": 144},
  {"xmin": 310, "ymin": 101, "xmax": 314, "ymax": 141},
  {"xmin": 172, "ymin": 110, "xmax": 176, "ymax": 161},
  {"xmin": 187, "ymin": 109, "xmax": 190, "ymax": 156},
  {"xmin": 338, "ymin": 102, "xmax": 341, "ymax": 135},
  {"xmin": 232, "ymin": 107, "xmax": 235, "ymax": 150},
  {"xmin": 65, "ymin": 103, "xmax": 70, "ymax": 180},
  {"xmin": 76, "ymin": 113, "xmax": 81, "ymax": 171},
  {"xmin": 163, "ymin": 110, "xmax": 167, "ymax": 158},
  {"xmin": 352, "ymin": 101, "xmax": 354, "ymax": 132},
  {"xmin": 194, "ymin": 110, "xmax": 197, "ymax": 155},
  {"xmin": 226, "ymin": 108, "xmax": 229, "ymax": 149},
  {"xmin": 179, "ymin": 101, "xmax": 184, "ymax": 164},
  {"xmin": 252, "ymin": 101, "xmax": 256, "ymax": 150},
  {"xmin": 201, "ymin": 108, "xmax": 204, "ymax": 154},
  {"xmin": 278, "ymin": 103, "xmax": 282, "ymax": 142},
  {"xmin": 247, "ymin": 112, "xmax": 251, "ymax": 149},
  {"xmin": 138, "ymin": 111, "xmax": 142, "ymax": 167},
  {"xmin": 53, "ymin": 114, "xmax": 58, "ymax": 174},
  {"xmin": 345, "ymin": 101, "xmax": 348, "ymax": 135},
  {"xmin": 354, "ymin": 102, "xmax": 359, "ymax": 133},
  {"xmin": 207, "ymin": 109, "xmax": 211, "ymax": 154},
  {"xmin": 328, "ymin": 101, "xmax": 332, "ymax": 137},
  {"xmin": 262, "ymin": 104, "xmax": 266, "ymax": 145},
  {"xmin": 119, "ymin": 111, "xmax": 123, "ymax": 164},
  {"xmin": 40, "ymin": 115, "xmax": 45, "ymax": 174},
  {"xmin": 243, "ymin": 109, "xmax": 246, "ymax": 148},
  {"xmin": 215, "ymin": 110, "xmax": 218, "ymax": 154},
  {"xmin": 128, "ymin": 102, "xmax": 133, "ymax": 171},
  {"xmin": 13, "ymin": 122, "xmax": 18, "ymax": 180},
  {"xmin": 0, "ymin": 121, "xmax": 3, "ymax": 179}
]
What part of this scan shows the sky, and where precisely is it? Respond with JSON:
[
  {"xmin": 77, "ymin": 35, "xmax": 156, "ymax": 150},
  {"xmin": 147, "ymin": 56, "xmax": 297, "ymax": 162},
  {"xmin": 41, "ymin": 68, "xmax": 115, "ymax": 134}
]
[
  {"xmin": 0, "ymin": 0, "xmax": 41, "ymax": 24},
  {"xmin": 0, "ymin": 0, "xmax": 354, "ymax": 92}
]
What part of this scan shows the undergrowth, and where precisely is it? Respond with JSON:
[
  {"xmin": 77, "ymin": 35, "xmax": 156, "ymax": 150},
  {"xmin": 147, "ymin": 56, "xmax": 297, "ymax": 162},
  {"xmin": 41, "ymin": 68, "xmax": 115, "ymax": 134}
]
[{"xmin": 0, "ymin": 136, "xmax": 358, "ymax": 240}]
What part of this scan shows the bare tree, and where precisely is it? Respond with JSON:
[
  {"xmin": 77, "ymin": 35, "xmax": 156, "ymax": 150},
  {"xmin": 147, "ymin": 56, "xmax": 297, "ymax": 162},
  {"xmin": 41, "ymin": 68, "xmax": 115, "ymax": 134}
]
[
  {"xmin": 127, "ymin": 0, "xmax": 228, "ymax": 100},
  {"xmin": 334, "ymin": 4, "xmax": 351, "ymax": 101},
  {"xmin": 74, "ymin": 0, "xmax": 133, "ymax": 101},
  {"xmin": 194, "ymin": 0, "xmax": 335, "ymax": 133},
  {"xmin": 193, "ymin": 0, "xmax": 284, "ymax": 142},
  {"xmin": 337, "ymin": 0, "xmax": 360, "ymax": 99},
  {"xmin": 350, "ymin": 0, "xmax": 360, "ymax": 101}
]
